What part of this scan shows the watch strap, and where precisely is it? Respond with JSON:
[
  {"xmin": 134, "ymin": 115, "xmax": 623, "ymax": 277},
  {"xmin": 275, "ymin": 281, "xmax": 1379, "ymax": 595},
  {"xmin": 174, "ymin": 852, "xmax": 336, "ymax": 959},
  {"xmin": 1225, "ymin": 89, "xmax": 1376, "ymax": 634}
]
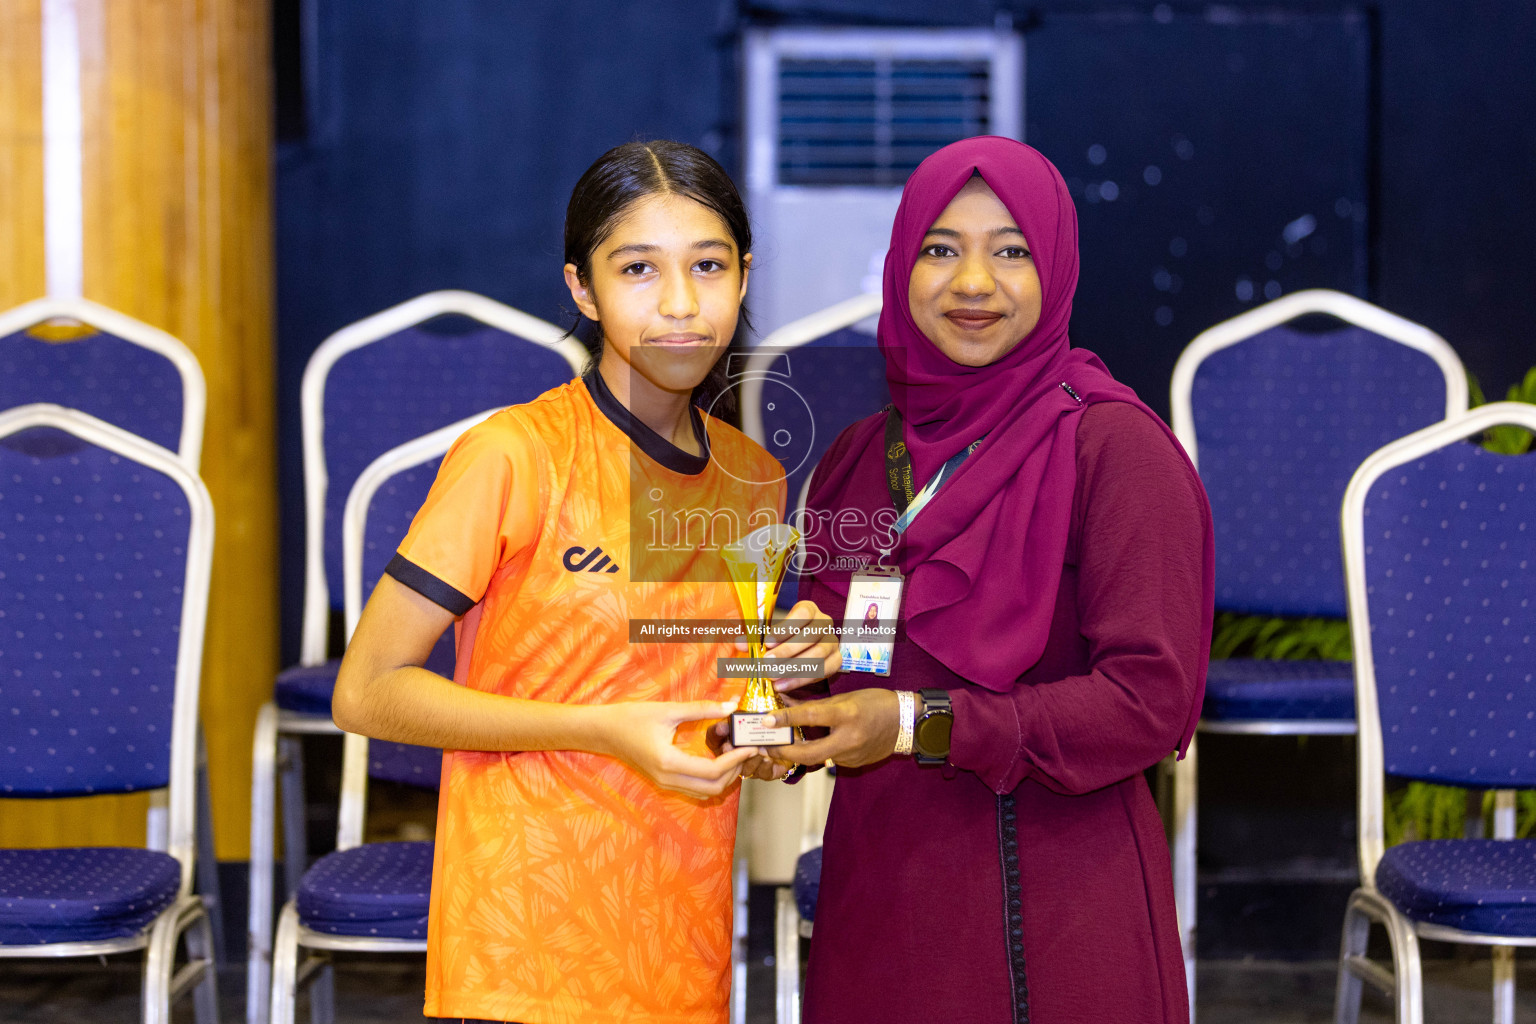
[{"xmin": 914, "ymin": 688, "xmax": 953, "ymax": 765}]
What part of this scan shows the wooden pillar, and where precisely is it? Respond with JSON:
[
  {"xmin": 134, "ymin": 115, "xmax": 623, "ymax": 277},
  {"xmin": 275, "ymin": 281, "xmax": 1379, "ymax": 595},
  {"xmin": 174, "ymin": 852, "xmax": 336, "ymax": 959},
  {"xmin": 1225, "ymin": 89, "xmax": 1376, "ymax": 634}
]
[
  {"xmin": 0, "ymin": 0, "xmax": 276, "ymax": 861},
  {"xmin": 1, "ymin": 2, "xmax": 47, "ymax": 305}
]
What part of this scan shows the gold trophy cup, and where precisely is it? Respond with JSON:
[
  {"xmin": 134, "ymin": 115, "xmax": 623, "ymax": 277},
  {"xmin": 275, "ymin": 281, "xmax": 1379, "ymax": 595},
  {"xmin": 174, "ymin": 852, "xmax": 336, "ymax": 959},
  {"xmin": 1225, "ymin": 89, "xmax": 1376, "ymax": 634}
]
[{"xmin": 723, "ymin": 523, "xmax": 801, "ymax": 748}]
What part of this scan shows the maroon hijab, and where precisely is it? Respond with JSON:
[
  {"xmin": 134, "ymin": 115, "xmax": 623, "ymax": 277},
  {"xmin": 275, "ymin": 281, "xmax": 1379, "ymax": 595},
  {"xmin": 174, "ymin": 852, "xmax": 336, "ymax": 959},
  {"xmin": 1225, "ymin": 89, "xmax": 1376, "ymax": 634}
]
[{"xmin": 805, "ymin": 136, "xmax": 1211, "ymax": 755}]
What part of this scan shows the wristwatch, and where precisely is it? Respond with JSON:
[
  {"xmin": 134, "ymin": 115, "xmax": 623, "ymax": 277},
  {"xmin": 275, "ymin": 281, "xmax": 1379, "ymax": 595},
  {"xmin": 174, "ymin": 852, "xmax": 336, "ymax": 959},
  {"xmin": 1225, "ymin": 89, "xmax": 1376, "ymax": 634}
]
[{"xmin": 913, "ymin": 689, "xmax": 953, "ymax": 766}]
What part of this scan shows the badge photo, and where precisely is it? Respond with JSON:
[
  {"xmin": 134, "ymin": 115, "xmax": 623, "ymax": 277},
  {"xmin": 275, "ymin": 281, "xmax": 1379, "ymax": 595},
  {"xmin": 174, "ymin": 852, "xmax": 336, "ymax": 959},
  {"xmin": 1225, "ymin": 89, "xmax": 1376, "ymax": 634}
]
[{"xmin": 840, "ymin": 567, "xmax": 903, "ymax": 676}]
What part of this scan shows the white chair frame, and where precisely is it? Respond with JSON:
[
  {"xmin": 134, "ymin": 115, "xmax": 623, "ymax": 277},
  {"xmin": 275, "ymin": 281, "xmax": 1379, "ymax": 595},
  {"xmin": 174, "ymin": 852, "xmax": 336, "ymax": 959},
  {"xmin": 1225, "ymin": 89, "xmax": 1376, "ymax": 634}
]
[
  {"xmin": 1165, "ymin": 289, "xmax": 1468, "ymax": 1018},
  {"xmin": 739, "ymin": 292, "xmax": 881, "ymax": 448},
  {"xmin": 772, "ymin": 766, "xmax": 835, "ymax": 1024},
  {"xmin": 0, "ymin": 299, "xmax": 226, "ymax": 962},
  {"xmin": 1335, "ymin": 402, "xmax": 1536, "ymax": 1024},
  {"xmin": 250, "ymin": 292, "xmax": 585, "ymax": 1024},
  {"xmin": 0, "ymin": 403, "xmax": 217, "ymax": 1024},
  {"xmin": 0, "ymin": 297, "xmax": 207, "ymax": 468},
  {"xmin": 269, "ymin": 410, "xmax": 494, "ymax": 1024}
]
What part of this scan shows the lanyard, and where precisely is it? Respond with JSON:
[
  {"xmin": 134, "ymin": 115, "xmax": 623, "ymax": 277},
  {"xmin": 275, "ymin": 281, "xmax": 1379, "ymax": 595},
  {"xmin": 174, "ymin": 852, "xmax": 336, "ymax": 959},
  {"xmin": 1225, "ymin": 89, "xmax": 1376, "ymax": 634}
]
[{"xmin": 878, "ymin": 409, "xmax": 982, "ymax": 562}]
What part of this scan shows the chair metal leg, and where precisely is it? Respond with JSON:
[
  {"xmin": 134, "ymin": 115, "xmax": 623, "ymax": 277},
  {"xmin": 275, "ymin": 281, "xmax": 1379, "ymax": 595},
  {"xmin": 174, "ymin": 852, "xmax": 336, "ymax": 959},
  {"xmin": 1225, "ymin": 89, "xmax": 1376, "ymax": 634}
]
[
  {"xmin": 279, "ymin": 733, "xmax": 309, "ymax": 900},
  {"xmin": 143, "ymin": 902, "xmax": 181, "ymax": 1024},
  {"xmin": 308, "ymin": 962, "xmax": 335, "ymax": 1024},
  {"xmin": 1171, "ymin": 735, "xmax": 1199, "ymax": 1021},
  {"xmin": 731, "ymin": 855, "xmax": 748, "ymax": 1024},
  {"xmin": 1492, "ymin": 945, "xmax": 1515, "ymax": 1024},
  {"xmin": 1388, "ymin": 914, "xmax": 1423, "ymax": 1024},
  {"xmin": 143, "ymin": 896, "xmax": 216, "ymax": 1024},
  {"xmin": 270, "ymin": 901, "xmax": 302, "ymax": 1024},
  {"xmin": 1333, "ymin": 893, "xmax": 1372, "ymax": 1024},
  {"xmin": 249, "ymin": 702, "xmax": 279, "ymax": 1024},
  {"xmin": 195, "ymin": 724, "xmax": 226, "ymax": 965},
  {"xmin": 1334, "ymin": 889, "xmax": 1423, "ymax": 1024},
  {"xmin": 775, "ymin": 887, "xmax": 801, "ymax": 1024},
  {"xmin": 1492, "ymin": 790, "xmax": 1516, "ymax": 1024},
  {"xmin": 185, "ymin": 900, "xmax": 222, "ymax": 1024}
]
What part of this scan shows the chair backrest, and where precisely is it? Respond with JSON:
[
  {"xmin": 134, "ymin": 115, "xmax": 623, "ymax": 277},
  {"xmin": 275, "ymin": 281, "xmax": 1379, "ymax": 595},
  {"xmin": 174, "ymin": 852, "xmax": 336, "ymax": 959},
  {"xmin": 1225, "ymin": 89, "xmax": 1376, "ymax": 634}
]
[
  {"xmin": 334, "ymin": 410, "xmax": 499, "ymax": 850},
  {"xmin": 352, "ymin": 421, "xmax": 461, "ymax": 794},
  {"xmin": 741, "ymin": 294, "xmax": 887, "ymax": 608},
  {"xmin": 1343, "ymin": 402, "xmax": 1536, "ymax": 880},
  {"xmin": 1171, "ymin": 289, "xmax": 1467, "ymax": 618},
  {"xmin": 300, "ymin": 290, "xmax": 587, "ymax": 665},
  {"xmin": 0, "ymin": 297, "xmax": 206, "ymax": 468},
  {"xmin": 0, "ymin": 403, "xmax": 213, "ymax": 892}
]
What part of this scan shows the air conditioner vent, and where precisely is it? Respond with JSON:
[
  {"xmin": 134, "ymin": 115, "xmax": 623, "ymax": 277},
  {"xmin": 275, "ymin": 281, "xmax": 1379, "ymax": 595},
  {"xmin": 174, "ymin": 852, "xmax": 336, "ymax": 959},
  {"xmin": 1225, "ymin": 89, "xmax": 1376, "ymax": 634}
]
[
  {"xmin": 744, "ymin": 27, "xmax": 1022, "ymax": 331},
  {"xmin": 778, "ymin": 58, "xmax": 993, "ymax": 186}
]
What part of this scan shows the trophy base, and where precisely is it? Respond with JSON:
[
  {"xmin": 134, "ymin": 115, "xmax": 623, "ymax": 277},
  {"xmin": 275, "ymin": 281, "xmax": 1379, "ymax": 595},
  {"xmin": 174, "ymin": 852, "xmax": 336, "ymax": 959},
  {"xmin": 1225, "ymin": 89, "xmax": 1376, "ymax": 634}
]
[{"xmin": 730, "ymin": 711, "xmax": 793, "ymax": 748}]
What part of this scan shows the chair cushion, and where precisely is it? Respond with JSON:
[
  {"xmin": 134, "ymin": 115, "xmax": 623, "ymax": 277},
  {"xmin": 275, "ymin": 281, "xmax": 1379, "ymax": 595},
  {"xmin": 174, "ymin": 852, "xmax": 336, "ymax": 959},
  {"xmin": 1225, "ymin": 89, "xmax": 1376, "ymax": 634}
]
[
  {"xmin": 1376, "ymin": 839, "xmax": 1536, "ymax": 936},
  {"xmin": 296, "ymin": 841, "xmax": 432, "ymax": 939},
  {"xmin": 0, "ymin": 847, "xmax": 180, "ymax": 944},
  {"xmin": 1202, "ymin": 659, "xmax": 1355, "ymax": 722},
  {"xmin": 793, "ymin": 847, "xmax": 822, "ymax": 923},
  {"xmin": 273, "ymin": 661, "xmax": 341, "ymax": 716},
  {"xmin": 368, "ymin": 742, "xmax": 442, "ymax": 790}
]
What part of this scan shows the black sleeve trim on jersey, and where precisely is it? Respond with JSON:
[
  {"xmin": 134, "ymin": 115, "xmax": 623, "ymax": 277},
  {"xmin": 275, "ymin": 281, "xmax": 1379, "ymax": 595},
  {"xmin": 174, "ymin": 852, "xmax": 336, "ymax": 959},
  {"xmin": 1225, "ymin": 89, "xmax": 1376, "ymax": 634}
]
[{"xmin": 384, "ymin": 553, "xmax": 475, "ymax": 616}]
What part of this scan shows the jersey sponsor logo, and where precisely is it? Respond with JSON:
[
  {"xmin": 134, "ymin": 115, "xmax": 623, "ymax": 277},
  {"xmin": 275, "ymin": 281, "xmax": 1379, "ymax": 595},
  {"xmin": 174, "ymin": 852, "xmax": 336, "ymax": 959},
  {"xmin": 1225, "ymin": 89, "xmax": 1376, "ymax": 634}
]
[{"xmin": 562, "ymin": 544, "xmax": 621, "ymax": 574}]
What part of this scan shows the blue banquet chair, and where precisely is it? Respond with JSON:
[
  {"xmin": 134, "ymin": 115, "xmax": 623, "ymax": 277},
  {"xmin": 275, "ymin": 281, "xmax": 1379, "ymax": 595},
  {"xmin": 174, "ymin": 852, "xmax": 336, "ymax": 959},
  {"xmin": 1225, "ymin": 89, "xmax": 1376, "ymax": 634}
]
[
  {"xmin": 1166, "ymin": 288, "xmax": 1467, "ymax": 1013},
  {"xmin": 1334, "ymin": 402, "xmax": 1536, "ymax": 1024},
  {"xmin": 0, "ymin": 297, "xmax": 226, "ymax": 959},
  {"xmin": 739, "ymin": 293, "xmax": 887, "ymax": 609},
  {"xmin": 0, "ymin": 403, "xmax": 218, "ymax": 1023},
  {"xmin": 248, "ymin": 291, "xmax": 586, "ymax": 1024},
  {"xmin": 267, "ymin": 410, "xmax": 490, "ymax": 1024}
]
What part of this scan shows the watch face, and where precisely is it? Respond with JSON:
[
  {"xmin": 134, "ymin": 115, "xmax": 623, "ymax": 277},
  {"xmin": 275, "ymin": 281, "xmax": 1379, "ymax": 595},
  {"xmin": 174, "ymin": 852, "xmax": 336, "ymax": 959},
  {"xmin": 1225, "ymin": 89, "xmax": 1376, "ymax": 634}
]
[{"xmin": 914, "ymin": 711, "xmax": 953, "ymax": 758}]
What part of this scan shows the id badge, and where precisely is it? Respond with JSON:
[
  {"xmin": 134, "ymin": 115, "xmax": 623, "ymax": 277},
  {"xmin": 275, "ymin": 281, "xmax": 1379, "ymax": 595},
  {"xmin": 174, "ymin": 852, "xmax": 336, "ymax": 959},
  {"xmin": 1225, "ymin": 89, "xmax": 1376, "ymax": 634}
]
[{"xmin": 840, "ymin": 566, "xmax": 904, "ymax": 676}]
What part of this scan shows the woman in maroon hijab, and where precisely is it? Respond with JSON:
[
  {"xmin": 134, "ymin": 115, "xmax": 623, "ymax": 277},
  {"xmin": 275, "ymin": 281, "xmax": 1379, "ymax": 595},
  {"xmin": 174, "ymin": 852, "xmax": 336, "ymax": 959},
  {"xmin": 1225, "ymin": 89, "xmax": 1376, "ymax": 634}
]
[{"xmin": 769, "ymin": 137, "xmax": 1214, "ymax": 1023}]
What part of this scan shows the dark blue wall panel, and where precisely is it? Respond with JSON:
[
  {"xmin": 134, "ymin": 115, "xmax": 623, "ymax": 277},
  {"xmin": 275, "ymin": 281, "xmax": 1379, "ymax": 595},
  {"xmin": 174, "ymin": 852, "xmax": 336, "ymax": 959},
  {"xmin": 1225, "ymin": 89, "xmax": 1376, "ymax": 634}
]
[
  {"xmin": 275, "ymin": 0, "xmax": 734, "ymax": 660},
  {"xmin": 275, "ymin": 0, "xmax": 1536, "ymax": 662},
  {"xmin": 1376, "ymin": 0, "xmax": 1536, "ymax": 398},
  {"xmin": 1026, "ymin": 9, "xmax": 1369, "ymax": 417}
]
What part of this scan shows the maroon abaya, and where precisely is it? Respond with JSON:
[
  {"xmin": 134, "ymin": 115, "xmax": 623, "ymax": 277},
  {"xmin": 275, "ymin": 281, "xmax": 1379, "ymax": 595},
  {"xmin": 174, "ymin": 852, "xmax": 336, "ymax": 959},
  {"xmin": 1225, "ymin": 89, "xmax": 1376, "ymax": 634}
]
[{"xmin": 799, "ymin": 402, "xmax": 1205, "ymax": 1024}]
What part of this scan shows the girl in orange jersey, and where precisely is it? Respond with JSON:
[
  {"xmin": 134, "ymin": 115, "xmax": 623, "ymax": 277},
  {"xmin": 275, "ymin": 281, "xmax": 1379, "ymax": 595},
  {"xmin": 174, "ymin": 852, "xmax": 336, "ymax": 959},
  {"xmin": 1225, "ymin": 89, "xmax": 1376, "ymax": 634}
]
[{"xmin": 334, "ymin": 140, "xmax": 839, "ymax": 1024}]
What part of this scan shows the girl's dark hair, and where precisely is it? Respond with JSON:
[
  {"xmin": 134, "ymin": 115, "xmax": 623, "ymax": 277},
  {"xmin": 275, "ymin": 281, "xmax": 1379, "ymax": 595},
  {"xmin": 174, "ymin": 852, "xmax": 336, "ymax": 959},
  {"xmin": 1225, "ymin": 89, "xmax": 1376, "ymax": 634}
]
[{"xmin": 564, "ymin": 140, "xmax": 752, "ymax": 417}]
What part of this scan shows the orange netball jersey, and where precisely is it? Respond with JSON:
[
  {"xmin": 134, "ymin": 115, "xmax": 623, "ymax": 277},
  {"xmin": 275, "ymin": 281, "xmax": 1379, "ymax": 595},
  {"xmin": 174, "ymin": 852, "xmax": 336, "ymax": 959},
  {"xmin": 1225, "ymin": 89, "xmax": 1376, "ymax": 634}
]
[{"xmin": 388, "ymin": 372, "xmax": 785, "ymax": 1024}]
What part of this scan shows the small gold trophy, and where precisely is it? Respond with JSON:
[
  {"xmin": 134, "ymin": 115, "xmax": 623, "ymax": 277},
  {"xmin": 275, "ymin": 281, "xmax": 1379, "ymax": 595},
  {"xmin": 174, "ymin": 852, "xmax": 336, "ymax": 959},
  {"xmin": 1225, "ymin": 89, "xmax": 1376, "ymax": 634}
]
[{"xmin": 723, "ymin": 523, "xmax": 801, "ymax": 748}]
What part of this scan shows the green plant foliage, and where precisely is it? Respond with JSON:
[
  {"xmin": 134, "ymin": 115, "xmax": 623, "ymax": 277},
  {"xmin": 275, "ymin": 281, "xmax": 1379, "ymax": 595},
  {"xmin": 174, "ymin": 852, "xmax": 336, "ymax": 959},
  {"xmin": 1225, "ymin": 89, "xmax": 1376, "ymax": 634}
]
[
  {"xmin": 1210, "ymin": 611, "xmax": 1350, "ymax": 662},
  {"xmin": 1212, "ymin": 362, "xmax": 1536, "ymax": 847},
  {"xmin": 1467, "ymin": 366, "xmax": 1536, "ymax": 455},
  {"xmin": 1385, "ymin": 783, "xmax": 1469, "ymax": 846}
]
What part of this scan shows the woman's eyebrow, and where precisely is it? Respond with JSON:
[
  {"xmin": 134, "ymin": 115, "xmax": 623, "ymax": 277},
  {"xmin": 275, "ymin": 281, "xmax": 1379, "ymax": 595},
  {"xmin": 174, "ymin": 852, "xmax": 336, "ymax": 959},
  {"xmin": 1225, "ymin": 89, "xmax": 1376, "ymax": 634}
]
[{"xmin": 922, "ymin": 226, "xmax": 1026, "ymax": 239}]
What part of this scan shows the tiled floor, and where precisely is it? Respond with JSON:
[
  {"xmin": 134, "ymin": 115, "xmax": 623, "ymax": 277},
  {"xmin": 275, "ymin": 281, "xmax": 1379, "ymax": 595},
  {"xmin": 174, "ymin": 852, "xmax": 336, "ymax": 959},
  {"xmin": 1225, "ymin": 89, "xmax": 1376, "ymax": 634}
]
[{"xmin": 2, "ymin": 955, "xmax": 1533, "ymax": 1023}]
